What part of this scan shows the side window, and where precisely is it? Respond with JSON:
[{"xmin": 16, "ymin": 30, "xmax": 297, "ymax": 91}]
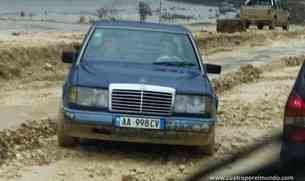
[
  {"xmin": 272, "ymin": 0, "xmax": 277, "ymax": 8},
  {"xmin": 280, "ymin": 0, "xmax": 286, "ymax": 10},
  {"xmin": 274, "ymin": 0, "xmax": 283, "ymax": 9},
  {"xmin": 276, "ymin": 0, "xmax": 281, "ymax": 9},
  {"xmin": 276, "ymin": 1, "xmax": 282, "ymax": 9},
  {"xmin": 78, "ymin": 26, "xmax": 94, "ymax": 51}
]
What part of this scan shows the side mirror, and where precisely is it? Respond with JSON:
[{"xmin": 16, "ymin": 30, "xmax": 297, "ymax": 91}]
[
  {"xmin": 205, "ymin": 64, "xmax": 222, "ymax": 74},
  {"xmin": 62, "ymin": 51, "xmax": 78, "ymax": 64}
]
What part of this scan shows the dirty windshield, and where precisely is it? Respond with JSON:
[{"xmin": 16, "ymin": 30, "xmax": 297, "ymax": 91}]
[
  {"xmin": 83, "ymin": 28, "xmax": 198, "ymax": 67},
  {"xmin": 1, "ymin": 0, "xmax": 305, "ymax": 180}
]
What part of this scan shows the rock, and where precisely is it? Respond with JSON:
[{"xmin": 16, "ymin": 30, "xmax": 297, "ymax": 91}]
[
  {"xmin": 217, "ymin": 19, "xmax": 246, "ymax": 33},
  {"xmin": 37, "ymin": 149, "xmax": 43, "ymax": 155},
  {"xmin": 16, "ymin": 153, "xmax": 22, "ymax": 159},
  {"xmin": 212, "ymin": 64, "xmax": 262, "ymax": 93},
  {"xmin": 58, "ymin": 171, "xmax": 66, "ymax": 177},
  {"xmin": 178, "ymin": 164, "xmax": 185, "ymax": 173},
  {"xmin": 231, "ymin": 142, "xmax": 243, "ymax": 150},
  {"xmin": 12, "ymin": 32, "xmax": 21, "ymax": 36},
  {"xmin": 44, "ymin": 63, "xmax": 54, "ymax": 71},
  {"xmin": 122, "ymin": 175, "xmax": 137, "ymax": 181},
  {"xmin": 0, "ymin": 118, "xmax": 57, "ymax": 167},
  {"xmin": 129, "ymin": 168, "xmax": 137, "ymax": 173},
  {"xmin": 135, "ymin": 168, "xmax": 145, "ymax": 174}
]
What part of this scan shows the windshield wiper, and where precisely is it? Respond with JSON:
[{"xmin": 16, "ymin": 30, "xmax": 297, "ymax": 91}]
[
  {"xmin": 153, "ymin": 58, "xmax": 195, "ymax": 67},
  {"xmin": 154, "ymin": 61, "xmax": 195, "ymax": 67}
]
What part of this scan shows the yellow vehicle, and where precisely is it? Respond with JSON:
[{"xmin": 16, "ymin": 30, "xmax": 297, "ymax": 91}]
[{"xmin": 240, "ymin": 0, "xmax": 289, "ymax": 30}]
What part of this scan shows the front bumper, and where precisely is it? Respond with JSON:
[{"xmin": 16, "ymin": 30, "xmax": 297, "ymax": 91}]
[{"xmin": 62, "ymin": 107, "xmax": 216, "ymax": 146}]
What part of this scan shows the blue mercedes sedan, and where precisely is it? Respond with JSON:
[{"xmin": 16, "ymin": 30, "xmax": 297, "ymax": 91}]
[{"xmin": 58, "ymin": 21, "xmax": 221, "ymax": 155}]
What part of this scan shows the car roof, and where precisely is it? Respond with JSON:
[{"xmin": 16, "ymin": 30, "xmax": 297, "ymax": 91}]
[{"xmin": 94, "ymin": 20, "xmax": 190, "ymax": 34}]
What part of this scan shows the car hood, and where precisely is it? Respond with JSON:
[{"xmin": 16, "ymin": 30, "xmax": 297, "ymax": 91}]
[{"xmin": 74, "ymin": 62, "xmax": 213, "ymax": 96}]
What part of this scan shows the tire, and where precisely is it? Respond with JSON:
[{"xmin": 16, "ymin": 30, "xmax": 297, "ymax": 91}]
[
  {"xmin": 199, "ymin": 126, "xmax": 215, "ymax": 156},
  {"xmin": 269, "ymin": 24, "xmax": 275, "ymax": 30},
  {"xmin": 269, "ymin": 19, "xmax": 276, "ymax": 30},
  {"xmin": 245, "ymin": 22, "xmax": 250, "ymax": 29},
  {"xmin": 216, "ymin": 24, "xmax": 220, "ymax": 33},
  {"xmin": 283, "ymin": 23, "xmax": 289, "ymax": 31},
  {"xmin": 57, "ymin": 112, "xmax": 80, "ymax": 147},
  {"xmin": 257, "ymin": 24, "xmax": 264, "ymax": 30}
]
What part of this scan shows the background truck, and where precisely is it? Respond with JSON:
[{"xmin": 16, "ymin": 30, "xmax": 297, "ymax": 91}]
[{"xmin": 240, "ymin": 0, "xmax": 289, "ymax": 30}]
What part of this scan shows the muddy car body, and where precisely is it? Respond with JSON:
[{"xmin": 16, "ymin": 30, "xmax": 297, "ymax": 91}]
[
  {"xmin": 58, "ymin": 21, "xmax": 221, "ymax": 154},
  {"xmin": 240, "ymin": 0, "xmax": 289, "ymax": 30}
]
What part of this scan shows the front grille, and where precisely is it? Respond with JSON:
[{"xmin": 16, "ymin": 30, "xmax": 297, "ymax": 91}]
[{"xmin": 110, "ymin": 86, "xmax": 175, "ymax": 115}]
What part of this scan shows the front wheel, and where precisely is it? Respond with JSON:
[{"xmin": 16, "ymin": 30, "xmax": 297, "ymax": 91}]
[
  {"xmin": 245, "ymin": 22, "xmax": 250, "ymax": 29},
  {"xmin": 199, "ymin": 126, "xmax": 215, "ymax": 155},
  {"xmin": 257, "ymin": 24, "xmax": 264, "ymax": 30},
  {"xmin": 283, "ymin": 23, "xmax": 289, "ymax": 31},
  {"xmin": 57, "ymin": 112, "xmax": 80, "ymax": 147},
  {"xmin": 269, "ymin": 19, "xmax": 276, "ymax": 30}
]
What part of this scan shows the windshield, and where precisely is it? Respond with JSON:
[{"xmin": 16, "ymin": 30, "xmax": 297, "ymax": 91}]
[
  {"xmin": 244, "ymin": 0, "xmax": 272, "ymax": 6},
  {"xmin": 82, "ymin": 28, "xmax": 199, "ymax": 68}
]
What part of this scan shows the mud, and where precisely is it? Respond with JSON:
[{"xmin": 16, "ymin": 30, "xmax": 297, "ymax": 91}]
[
  {"xmin": 213, "ymin": 64, "xmax": 261, "ymax": 93},
  {"xmin": 216, "ymin": 19, "xmax": 246, "ymax": 33},
  {"xmin": 195, "ymin": 30, "xmax": 305, "ymax": 55},
  {"xmin": 0, "ymin": 118, "xmax": 57, "ymax": 166},
  {"xmin": 0, "ymin": 56, "xmax": 302, "ymax": 180},
  {"xmin": 0, "ymin": 30, "xmax": 304, "ymax": 180},
  {"xmin": 212, "ymin": 55, "xmax": 305, "ymax": 93},
  {"xmin": 0, "ymin": 33, "xmax": 83, "ymax": 81},
  {"xmin": 0, "ymin": 30, "xmax": 303, "ymax": 82},
  {"xmin": 214, "ymin": 65, "xmax": 300, "ymax": 164},
  {"xmin": 281, "ymin": 55, "xmax": 305, "ymax": 67}
]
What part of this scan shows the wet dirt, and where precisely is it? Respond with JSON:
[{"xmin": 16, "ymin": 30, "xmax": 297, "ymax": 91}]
[
  {"xmin": 0, "ymin": 60, "xmax": 301, "ymax": 181},
  {"xmin": 0, "ymin": 30, "xmax": 304, "ymax": 180}
]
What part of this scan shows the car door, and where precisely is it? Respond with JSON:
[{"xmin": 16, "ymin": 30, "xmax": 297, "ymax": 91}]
[{"xmin": 274, "ymin": 0, "xmax": 288, "ymax": 25}]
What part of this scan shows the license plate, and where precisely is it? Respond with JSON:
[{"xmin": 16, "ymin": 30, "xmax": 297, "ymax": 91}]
[{"xmin": 116, "ymin": 116, "xmax": 165, "ymax": 130}]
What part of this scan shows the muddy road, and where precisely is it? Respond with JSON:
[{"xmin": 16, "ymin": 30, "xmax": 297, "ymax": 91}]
[
  {"xmin": 206, "ymin": 32, "xmax": 305, "ymax": 73},
  {"xmin": 0, "ymin": 31, "xmax": 304, "ymax": 180},
  {"xmin": 0, "ymin": 56, "xmax": 301, "ymax": 181}
]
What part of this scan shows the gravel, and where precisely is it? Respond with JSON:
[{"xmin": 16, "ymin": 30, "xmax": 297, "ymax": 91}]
[
  {"xmin": 0, "ymin": 118, "xmax": 57, "ymax": 166},
  {"xmin": 212, "ymin": 64, "xmax": 262, "ymax": 93},
  {"xmin": 0, "ymin": 55, "xmax": 303, "ymax": 180}
]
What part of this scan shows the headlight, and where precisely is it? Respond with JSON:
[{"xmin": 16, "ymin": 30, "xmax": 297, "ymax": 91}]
[
  {"xmin": 174, "ymin": 95, "xmax": 212, "ymax": 114},
  {"xmin": 68, "ymin": 87, "xmax": 108, "ymax": 108}
]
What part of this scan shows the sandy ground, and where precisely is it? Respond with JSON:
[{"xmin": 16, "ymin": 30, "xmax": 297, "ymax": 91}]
[
  {"xmin": 0, "ymin": 30, "xmax": 304, "ymax": 129},
  {"xmin": 0, "ymin": 28, "xmax": 304, "ymax": 180},
  {"xmin": 193, "ymin": 65, "xmax": 300, "ymax": 179},
  {"xmin": 0, "ymin": 32, "xmax": 83, "ymax": 48},
  {"xmin": 0, "ymin": 28, "xmax": 304, "ymax": 83},
  {"xmin": 0, "ymin": 56, "xmax": 301, "ymax": 181},
  {"xmin": 207, "ymin": 35, "xmax": 305, "ymax": 74}
]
